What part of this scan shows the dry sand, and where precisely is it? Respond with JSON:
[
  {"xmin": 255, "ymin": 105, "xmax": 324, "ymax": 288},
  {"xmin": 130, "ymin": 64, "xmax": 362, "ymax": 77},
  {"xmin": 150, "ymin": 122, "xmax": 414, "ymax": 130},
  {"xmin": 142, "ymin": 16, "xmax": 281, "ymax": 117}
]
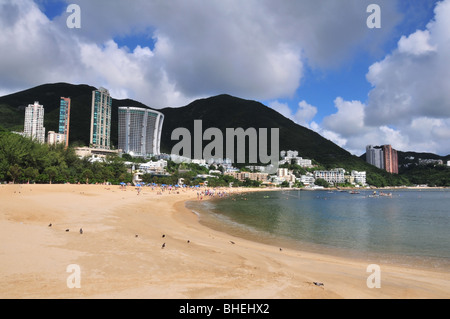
[{"xmin": 0, "ymin": 183, "xmax": 449, "ymax": 299}]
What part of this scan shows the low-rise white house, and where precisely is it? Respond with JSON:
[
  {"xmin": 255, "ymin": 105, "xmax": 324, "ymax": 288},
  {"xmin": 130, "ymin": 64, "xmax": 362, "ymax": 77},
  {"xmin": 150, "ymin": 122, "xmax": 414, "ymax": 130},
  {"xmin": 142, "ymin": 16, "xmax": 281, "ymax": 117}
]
[
  {"xmin": 279, "ymin": 150, "xmax": 313, "ymax": 168},
  {"xmin": 351, "ymin": 170, "xmax": 367, "ymax": 186},
  {"xmin": 139, "ymin": 159, "xmax": 167, "ymax": 174},
  {"xmin": 299, "ymin": 173, "xmax": 315, "ymax": 186},
  {"xmin": 314, "ymin": 168, "xmax": 345, "ymax": 184}
]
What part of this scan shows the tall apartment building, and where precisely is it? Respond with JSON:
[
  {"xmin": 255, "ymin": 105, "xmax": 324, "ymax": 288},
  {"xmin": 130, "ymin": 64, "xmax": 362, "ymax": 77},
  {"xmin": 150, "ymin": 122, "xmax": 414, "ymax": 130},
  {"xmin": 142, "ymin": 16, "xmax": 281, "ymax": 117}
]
[
  {"xmin": 366, "ymin": 145, "xmax": 384, "ymax": 170},
  {"xmin": 383, "ymin": 144, "xmax": 398, "ymax": 174},
  {"xmin": 24, "ymin": 101, "xmax": 45, "ymax": 143},
  {"xmin": 118, "ymin": 106, "xmax": 164, "ymax": 157},
  {"xmin": 90, "ymin": 88, "xmax": 112, "ymax": 149},
  {"xmin": 366, "ymin": 144, "xmax": 398, "ymax": 174},
  {"xmin": 59, "ymin": 97, "xmax": 71, "ymax": 148}
]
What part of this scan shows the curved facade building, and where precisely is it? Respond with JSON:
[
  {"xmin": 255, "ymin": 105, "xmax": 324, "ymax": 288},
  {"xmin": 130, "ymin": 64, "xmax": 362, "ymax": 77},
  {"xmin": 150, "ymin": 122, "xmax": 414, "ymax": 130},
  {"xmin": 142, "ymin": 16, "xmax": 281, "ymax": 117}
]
[{"xmin": 118, "ymin": 106, "xmax": 164, "ymax": 157}]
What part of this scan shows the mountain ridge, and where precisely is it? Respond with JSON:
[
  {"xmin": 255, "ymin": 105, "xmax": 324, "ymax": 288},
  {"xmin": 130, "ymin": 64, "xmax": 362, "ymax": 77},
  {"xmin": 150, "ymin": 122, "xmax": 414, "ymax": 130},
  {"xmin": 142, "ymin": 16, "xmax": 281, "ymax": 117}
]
[{"xmin": 1, "ymin": 82, "xmax": 448, "ymax": 172}]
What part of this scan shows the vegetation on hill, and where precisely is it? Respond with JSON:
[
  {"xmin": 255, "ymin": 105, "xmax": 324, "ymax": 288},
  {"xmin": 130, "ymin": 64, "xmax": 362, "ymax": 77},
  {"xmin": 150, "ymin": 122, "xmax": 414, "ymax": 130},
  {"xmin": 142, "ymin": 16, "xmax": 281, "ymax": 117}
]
[
  {"xmin": 1, "ymin": 83, "xmax": 449, "ymax": 187},
  {"xmin": 0, "ymin": 131, "xmax": 130, "ymax": 184}
]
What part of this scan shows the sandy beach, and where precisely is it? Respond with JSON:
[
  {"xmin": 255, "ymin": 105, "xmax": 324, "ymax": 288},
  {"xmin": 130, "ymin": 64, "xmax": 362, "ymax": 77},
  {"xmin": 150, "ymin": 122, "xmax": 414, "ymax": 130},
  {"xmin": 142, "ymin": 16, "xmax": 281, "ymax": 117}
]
[{"xmin": 0, "ymin": 183, "xmax": 449, "ymax": 299}]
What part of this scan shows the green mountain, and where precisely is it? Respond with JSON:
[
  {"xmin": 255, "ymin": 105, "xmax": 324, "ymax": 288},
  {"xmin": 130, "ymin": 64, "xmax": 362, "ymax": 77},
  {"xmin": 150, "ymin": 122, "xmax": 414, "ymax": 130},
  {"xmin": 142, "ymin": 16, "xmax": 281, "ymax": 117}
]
[
  {"xmin": 160, "ymin": 94, "xmax": 364, "ymax": 168},
  {"xmin": 0, "ymin": 82, "xmax": 433, "ymax": 186},
  {"xmin": 0, "ymin": 82, "xmax": 150, "ymax": 147},
  {"xmin": 0, "ymin": 83, "xmax": 365, "ymax": 167}
]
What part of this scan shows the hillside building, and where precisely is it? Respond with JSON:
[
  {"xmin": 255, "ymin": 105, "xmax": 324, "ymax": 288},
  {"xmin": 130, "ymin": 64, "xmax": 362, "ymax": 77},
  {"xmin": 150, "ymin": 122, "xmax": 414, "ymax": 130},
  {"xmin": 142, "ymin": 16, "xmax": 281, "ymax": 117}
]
[
  {"xmin": 59, "ymin": 97, "xmax": 71, "ymax": 148},
  {"xmin": 314, "ymin": 168, "xmax": 345, "ymax": 185},
  {"xmin": 118, "ymin": 106, "xmax": 164, "ymax": 157},
  {"xmin": 24, "ymin": 101, "xmax": 45, "ymax": 143},
  {"xmin": 47, "ymin": 131, "xmax": 66, "ymax": 145},
  {"xmin": 90, "ymin": 87, "xmax": 112, "ymax": 149}
]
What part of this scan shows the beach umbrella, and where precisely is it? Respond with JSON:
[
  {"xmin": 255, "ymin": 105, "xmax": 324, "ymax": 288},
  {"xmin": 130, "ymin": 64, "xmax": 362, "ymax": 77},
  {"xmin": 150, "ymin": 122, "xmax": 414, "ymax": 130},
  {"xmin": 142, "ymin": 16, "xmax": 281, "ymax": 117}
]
[
  {"xmin": 120, "ymin": 182, "xmax": 126, "ymax": 185},
  {"xmin": 136, "ymin": 183, "xmax": 142, "ymax": 187}
]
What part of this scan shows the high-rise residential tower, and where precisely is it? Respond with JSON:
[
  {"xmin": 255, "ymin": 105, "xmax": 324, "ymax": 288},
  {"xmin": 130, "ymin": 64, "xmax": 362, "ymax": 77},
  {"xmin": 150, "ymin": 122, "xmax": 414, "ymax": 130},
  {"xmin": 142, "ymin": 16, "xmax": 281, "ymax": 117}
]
[
  {"xmin": 59, "ymin": 97, "xmax": 71, "ymax": 148},
  {"xmin": 118, "ymin": 106, "xmax": 164, "ymax": 157},
  {"xmin": 366, "ymin": 144, "xmax": 399, "ymax": 174},
  {"xmin": 90, "ymin": 87, "xmax": 112, "ymax": 149},
  {"xmin": 383, "ymin": 144, "xmax": 398, "ymax": 174},
  {"xmin": 366, "ymin": 145, "xmax": 384, "ymax": 170},
  {"xmin": 24, "ymin": 101, "xmax": 45, "ymax": 143}
]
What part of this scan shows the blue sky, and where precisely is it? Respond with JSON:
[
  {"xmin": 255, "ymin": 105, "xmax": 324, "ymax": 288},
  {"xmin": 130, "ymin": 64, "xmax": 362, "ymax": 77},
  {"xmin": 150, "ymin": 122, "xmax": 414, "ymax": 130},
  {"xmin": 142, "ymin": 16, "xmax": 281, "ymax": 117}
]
[{"xmin": 1, "ymin": 0, "xmax": 449, "ymax": 155}]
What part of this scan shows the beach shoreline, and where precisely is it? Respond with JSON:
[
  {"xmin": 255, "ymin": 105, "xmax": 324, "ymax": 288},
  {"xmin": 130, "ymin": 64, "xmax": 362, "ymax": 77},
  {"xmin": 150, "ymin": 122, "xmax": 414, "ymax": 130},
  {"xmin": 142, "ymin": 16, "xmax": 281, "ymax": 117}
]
[{"xmin": 0, "ymin": 183, "xmax": 449, "ymax": 299}]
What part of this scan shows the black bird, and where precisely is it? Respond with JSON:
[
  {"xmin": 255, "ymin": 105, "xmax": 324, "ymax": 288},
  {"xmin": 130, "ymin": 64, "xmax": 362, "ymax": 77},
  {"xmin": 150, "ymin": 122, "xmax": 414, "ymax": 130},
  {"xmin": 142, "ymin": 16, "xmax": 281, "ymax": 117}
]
[
  {"xmin": 66, "ymin": 229, "xmax": 69, "ymax": 232},
  {"xmin": 48, "ymin": 223, "xmax": 52, "ymax": 227},
  {"xmin": 161, "ymin": 243, "xmax": 166, "ymax": 249},
  {"xmin": 313, "ymin": 282, "xmax": 324, "ymax": 287},
  {"xmin": 79, "ymin": 228, "xmax": 83, "ymax": 234},
  {"xmin": 162, "ymin": 234, "xmax": 165, "ymax": 238}
]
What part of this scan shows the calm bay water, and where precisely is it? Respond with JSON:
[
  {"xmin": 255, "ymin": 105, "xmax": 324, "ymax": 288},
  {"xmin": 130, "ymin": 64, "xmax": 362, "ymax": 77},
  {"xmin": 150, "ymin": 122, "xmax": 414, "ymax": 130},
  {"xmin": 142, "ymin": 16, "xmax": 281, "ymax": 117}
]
[{"xmin": 186, "ymin": 189, "xmax": 450, "ymax": 270}]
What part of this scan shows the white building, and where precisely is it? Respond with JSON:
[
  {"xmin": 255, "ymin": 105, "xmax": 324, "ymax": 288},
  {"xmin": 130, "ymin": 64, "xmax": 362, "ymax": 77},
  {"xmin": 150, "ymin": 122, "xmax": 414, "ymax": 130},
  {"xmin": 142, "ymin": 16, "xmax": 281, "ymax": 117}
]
[
  {"xmin": 351, "ymin": 170, "xmax": 366, "ymax": 186},
  {"xmin": 139, "ymin": 159, "xmax": 168, "ymax": 174},
  {"xmin": 300, "ymin": 173, "xmax": 315, "ymax": 186},
  {"xmin": 118, "ymin": 106, "xmax": 164, "ymax": 157},
  {"xmin": 366, "ymin": 145, "xmax": 384, "ymax": 169},
  {"xmin": 447, "ymin": 161, "xmax": 450, "ymax": 167},
  {"xmin": 24, "ymin": 101, "xmax": 45, "ymax": 143},
  {"xmin": 279, "ymin": 150, "xmax": 313, "ymax": 167},
  {"xmin": 314, "ymin": 168, "xmax": 346, "ymax": 185},
  {"xmin": 191, "ymin": 159, "xmax": 208, "ymax": 167},
  {"xmin": 274, "ymin": 167, "xmax": 296, "ymax": 185},
  {"xmin": 47, "ymin": 131, "xmax": 66, "ymax": 145}
]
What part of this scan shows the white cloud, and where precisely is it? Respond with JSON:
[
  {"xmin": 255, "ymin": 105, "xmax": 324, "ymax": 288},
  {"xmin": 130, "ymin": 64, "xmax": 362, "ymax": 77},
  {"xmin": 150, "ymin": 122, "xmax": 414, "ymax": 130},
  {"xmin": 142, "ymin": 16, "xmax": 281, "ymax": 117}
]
[
  {"xmin": 397, "ymin": 30, "xmax": 436, "ymax": 55},
  {"xmin": 322, "ymin": 97, "xmax": 366, "ymax": 136},
  {"xmin": 365, "ymin": 0, "xmax": 450, "ymax": 126},
  {"xmin": 309, "ymin": 0, "xmax": 450, "ymax": 156},
  {"xmin": 269, "ymin": 100, "xmax": 317, "ymax": 128},
  {"xmin": 0, "ymin": 0, "xmax": 401, "ymax": 107}
]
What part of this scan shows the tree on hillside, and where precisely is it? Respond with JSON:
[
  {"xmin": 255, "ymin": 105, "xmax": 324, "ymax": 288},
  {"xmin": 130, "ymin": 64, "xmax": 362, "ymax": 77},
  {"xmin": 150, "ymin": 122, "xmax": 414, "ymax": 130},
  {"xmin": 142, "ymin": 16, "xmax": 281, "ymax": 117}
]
[
  {"xmin": 24, "ymin": 167, "xmax": 39, "ymax": 183},
  {"xmin": 8, "ymin": 164, "xmax": 22, "ymax": 184},
  {"xmin": 44, "ymin": 166, "xmax": 59, "ymax": 184},
  {"xmin": 82, "ymin": 168, "xmax": 93, "ymax": 184}
]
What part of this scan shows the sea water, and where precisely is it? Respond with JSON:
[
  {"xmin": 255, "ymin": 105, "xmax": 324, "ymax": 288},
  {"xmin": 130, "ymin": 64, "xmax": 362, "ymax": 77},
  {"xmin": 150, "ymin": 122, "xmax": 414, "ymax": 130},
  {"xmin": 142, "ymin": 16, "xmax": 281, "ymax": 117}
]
[{"xmin": 186, "ymin": 189, "xmax": 450, "ymax": 271}]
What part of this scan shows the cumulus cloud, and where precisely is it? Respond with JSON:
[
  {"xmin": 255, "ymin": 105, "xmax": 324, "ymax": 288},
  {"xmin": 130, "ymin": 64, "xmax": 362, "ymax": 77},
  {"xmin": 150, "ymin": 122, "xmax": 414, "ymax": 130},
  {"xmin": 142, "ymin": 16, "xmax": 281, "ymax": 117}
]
[
  {"xmin": 365, "ymin": 0, "xmax": 450, "ymax": 126},
  {"xmin": 306, "ymin": 0, "xmax": 450, "ymax": 156},
  {"xmin": 269, "ymin": 100, "xmax": 317, "ymax": 128},
  {"xmin": 0, "ymin": 0, "xmax": 400, "ymax": 108}
]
